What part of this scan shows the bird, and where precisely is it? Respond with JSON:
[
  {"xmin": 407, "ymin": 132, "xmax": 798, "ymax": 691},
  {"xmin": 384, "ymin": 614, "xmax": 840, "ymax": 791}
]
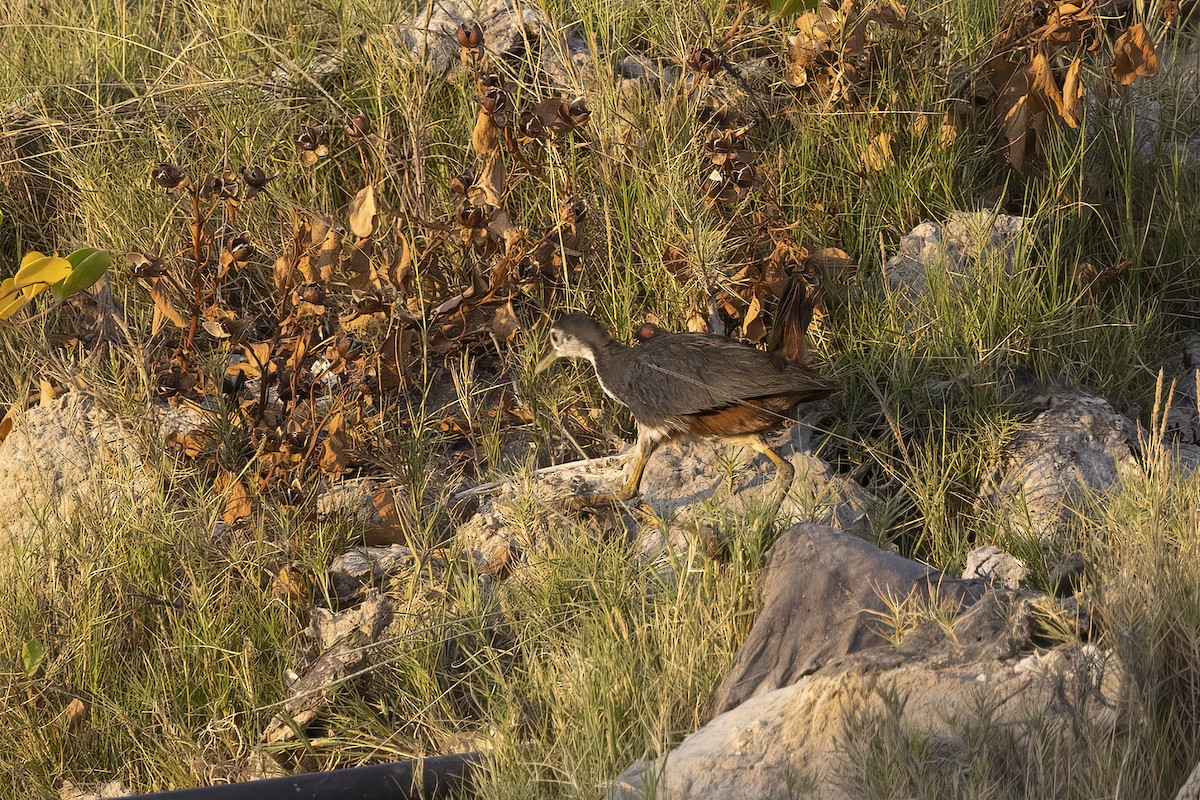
[{"xmin": 535, "ymin": 313, "xmax": 842, "ymax": 516}]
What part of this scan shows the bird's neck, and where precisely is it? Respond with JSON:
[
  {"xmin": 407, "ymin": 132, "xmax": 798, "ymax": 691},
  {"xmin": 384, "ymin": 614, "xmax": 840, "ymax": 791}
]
[{"xmin": 584, "ymin": 339, "xmax": 627, "ymax": 402}]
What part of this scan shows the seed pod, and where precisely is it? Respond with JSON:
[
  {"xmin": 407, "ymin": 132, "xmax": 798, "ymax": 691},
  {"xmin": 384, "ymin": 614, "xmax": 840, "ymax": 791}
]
[
  {"xmin": 456, "ymin": 203, "xmax": 486, "ymax": 229},
  {"xmin": 449, "ymin": 169, "xmax": 475, "ymax": 196},
  {"xmin": 240, "ymin": 165, "xmax": 271, "ymax": 198},
  {"xmin": 294, "ymin": 125, "xmax": 327, "ymax": 152},
  {"xmin": 517, "ymin": 109, "xmax": 546, "ymax": 142},
  {"xmin": 201, "ymin": 171, "xmax": 240, "ymax": 201},
  {"xmin": 343, "ymin": 111, "xmax": 373, "ymax": 140},
  {"xmin": 563, "ymin": 97, "xmax": 591, "ymax": 128},
  {"xmin": 686, "ymin": 47, "xmax": 725, "ymax": 75},
  {"xmin": 300, "ymin": 283, "xmax": 326, "ymax": 305},
  {"xmin": 152, "ymin": 162, "xmax": 189, "ymax": 191},
  {"xmin": 227, "ymin": 234, "xmax": 253, "ymax": 262},
  {"xmin": 455, "ymin": 22, "xmax": 484, "ymax": 49}
]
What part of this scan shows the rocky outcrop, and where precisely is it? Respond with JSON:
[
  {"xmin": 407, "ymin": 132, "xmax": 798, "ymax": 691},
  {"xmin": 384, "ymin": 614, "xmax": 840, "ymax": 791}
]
[
  {"xmin": 709, "ymin": 524, "xmax": 983, "ymax": 716},
  {"xmin": 977, "ymin": 392, "xmax": 1139, "ymax": 545},
  {"xmin": 453, "ymin": 426, "xmax": 874, "ymax": 577},
  {"xmin": 610, "ymin": 527, "xmax": 1119, "ymax": 800},
  {"xmin": 884, "ymin": 211, "xmax": 1026, "ymax": 296},
  {"xmin": 393, "ymin": 0, "xmax": 593, "ymax": 88},
  {"xmin": 962, "ymin": 544, "xmax": 1029, "ymax": 588},
  {"xmin": 0, "ymin": 392, "xmax": 149, "ymax": 558}
]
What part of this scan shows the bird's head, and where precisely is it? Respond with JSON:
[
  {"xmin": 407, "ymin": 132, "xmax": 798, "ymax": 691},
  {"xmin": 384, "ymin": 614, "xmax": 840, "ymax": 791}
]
[{"xmin": 535, "ymin": 313, "xmax": 615, "ymax": 373}]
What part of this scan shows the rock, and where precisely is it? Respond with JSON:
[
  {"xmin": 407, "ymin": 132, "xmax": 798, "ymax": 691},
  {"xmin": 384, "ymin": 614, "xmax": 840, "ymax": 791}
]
[
  {"xmin": 59, "ymin": 781, "xmax": 130, "ymax": 800},
  {"xmin": 327, "ymin": 544, "xmax": 417, "ymax": 602},
  {"xmin": 884, "ymin": 211, "xmax": 1025, "ymax": 296},
  {"xmin": 1049, "ymin": 550, "xmax": 1086, "ymax": 597},
  {"xmin": 262, "ymin": 592, "xmax": 394, "ymax": 743},
  {"xmin": 148, "ymin": 399, "xmax": 216, "ymax": 458},
  {"xmin": 617, "ymin": 55, "xmax": 679, "ymax": 97},
  {"xmin": 611, "ymin": 594, "xmax": 1121, "ymax": 800},
  {"xmin": 1176, "ymin": 757, "xmax": 1200, "ymax": 800},
  {"xmin": 394, "ymin": 0, "xmax": 593, "ymax": 88},
  {"xmin": 962, "ymin": 545, "xmax": 1028, "ymax": 589},
  {"xmin": 977, "ymin": 391, "xmax": 1139, "ymax": 545},
  {"xmin": 709, "ymin": 524, "xmax": 984, "ymax": 716},
  {"xmin": 316, "ymin": 479, "xmax": 407, "ymax": 544},
  {"xmin": 0, "ymin": 392, "xmax": 149, "ymax": 558},
  {"xmin": 1158, "ymin": 334, "xmax": 1200, "ymax": 471},
  {"xmin": 453, "ymin": 426, "xmax": 875, "ymax": 575},
  {"xmin": 264, "ymin": 51, "xmax": 343, "ymax": 111}
]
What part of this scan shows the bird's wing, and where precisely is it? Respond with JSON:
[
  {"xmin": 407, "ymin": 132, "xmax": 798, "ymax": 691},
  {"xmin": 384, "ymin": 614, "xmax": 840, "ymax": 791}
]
[{"xmin": 620, "ymin": 334, "xmax": 840, "ymax": 420}]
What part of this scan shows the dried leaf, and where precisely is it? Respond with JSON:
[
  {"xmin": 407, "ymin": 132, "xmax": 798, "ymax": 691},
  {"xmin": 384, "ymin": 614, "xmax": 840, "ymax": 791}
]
[
  {"xmin": 39, "ymin": 379, "xmax": 58, "ymax": 407},
  {"xmin": 0, "ymin": 408, "xmax": 13, "ymax": 447},
  {"xmin": 743, "ymin": 294, "xmax": 767, "ymax": 343},
  {"xmin": 491, "ymin": 300, "xmax": 520, "ymax": 342},
  {"xmin": 202, "ymin": 320, "xmax": 231, "ymax": 339},
  {"xmin": 1110, "ymin": 24, "xmax": 1158, "ymax": 86},
  {"xmin": 472, "ymin": 111, "xmax": 499, "ymax": 155},
  {"xmin": 63, "ymin": 698, "xmax": 87, "ymax": 731},
  {"xmin": 862, "ymin": 132, "xmax": 896, "ymax": 171},
  {"xmin": 348, "ymin": 184, "xmax": 377, "ymax": 239},
  {"xmin": 147, "ymin": 279, "xmax": 188, "ymax": 331},
  {"xmin": 474, "ymin": 157, "xmax": 506, "ymax": 208},
  {"xmin": 272, "ymin": 563, "xmax": 312, "ymax": 606},
  {"xmin": 217, "ymin": 472, "xmax": 253, "ymax": 526},
  {"xmin": 1061, "ymin": 57, "xmax": 1083, "ymax": 127}
]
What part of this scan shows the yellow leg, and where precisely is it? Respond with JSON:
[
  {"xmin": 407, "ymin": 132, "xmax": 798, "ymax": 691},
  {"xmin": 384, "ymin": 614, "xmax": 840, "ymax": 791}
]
[
  {"xmin": 727, "ymin": 434, "xmax": 795, "ymax": 517},
  {"xmin": 582, "ymin": 432, "xmax": 661, "ymax": 506}
]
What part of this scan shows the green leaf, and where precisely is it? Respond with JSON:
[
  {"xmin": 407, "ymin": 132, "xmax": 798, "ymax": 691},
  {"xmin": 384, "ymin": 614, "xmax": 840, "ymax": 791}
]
[
  {"xmin": 21, "ymin": 639, "xmax": 45, "ymax": 676},
  {"xmin": 769, "ymin": 0, "xmax": 820, "ymax": 15},
  {"xmin": 52, "ymin": 248, "xmax": 112, "ymax": 300}
]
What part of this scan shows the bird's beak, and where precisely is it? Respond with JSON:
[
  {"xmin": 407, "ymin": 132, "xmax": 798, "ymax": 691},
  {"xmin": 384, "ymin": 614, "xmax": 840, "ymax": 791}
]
[{"xmin": 535, "ymin": 348, "xmax": 558, "ymax": 375}]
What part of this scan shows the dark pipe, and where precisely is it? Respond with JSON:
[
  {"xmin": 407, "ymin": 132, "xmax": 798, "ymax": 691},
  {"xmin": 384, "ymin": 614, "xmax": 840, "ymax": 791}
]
[{"xmin": 127, "ymin": 752, "xmax": 482, "ymax": 800}]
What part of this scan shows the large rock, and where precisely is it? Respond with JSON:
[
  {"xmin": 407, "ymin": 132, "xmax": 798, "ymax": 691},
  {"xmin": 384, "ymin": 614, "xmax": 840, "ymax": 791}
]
[
  {"xmin": 0, "ymin": 392, "xmax": 148, "ymax": 559},
  {"xmin": 611, "ymin": 589, "xmax": 1121, "ymax": 800},
  {"xmin": 394, "ymin": 0, "xmax": 593, "ymax": 87},
  {"xmin": 709, "ymin": 524, "xmax": 983, "ymax": 716},
  {"xmin": 977, "ymin": 391, "xmax": 1139, "ymax": 544},
  {"xmin": 884, "ymin": 211, "xmax": 1025, "ymax": 296}
]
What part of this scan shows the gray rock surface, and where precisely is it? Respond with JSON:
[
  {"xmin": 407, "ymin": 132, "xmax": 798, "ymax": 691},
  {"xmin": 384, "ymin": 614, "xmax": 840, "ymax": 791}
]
[
  {"xmin": 709, "ymin": 524, "xmax": 983, "ymax": 716},
  {"xmin": 611, "ymin": 592, "xmax": 1121, "ymax": 800},
  {"xmin": 962, "ymin": 544, "xmax": 1028, "ymax": 589},
  {"xmin": 454, "ymin": 425, "xmax": 874, "ymax": 576},
  {"xmin": 884, "ymin": 211, "xmax": 1025, "ymax": 295},
  {"xmin": 0, "ymin": 392, "xmax": 149, "ymax": 558},
  {"xmin": 978, "ymin": 392, "xmax": 1139, "ymax": 544},
  {"xmin": 262, "ymin": 592, "xmax": 394, "ymax": 744},
  {"xmin": 394, "ymin": 0, "xmax": 593, "ymax": 87},
  {"xmin": 327, "ymin": 544, "xmax": 416, "ymax": 603}
]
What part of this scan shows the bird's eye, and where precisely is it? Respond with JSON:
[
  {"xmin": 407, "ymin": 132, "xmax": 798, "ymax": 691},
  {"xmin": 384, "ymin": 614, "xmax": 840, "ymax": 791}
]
[{"xmin": 551, "ymin": 331, "xmax": 562, "ymax": 346}]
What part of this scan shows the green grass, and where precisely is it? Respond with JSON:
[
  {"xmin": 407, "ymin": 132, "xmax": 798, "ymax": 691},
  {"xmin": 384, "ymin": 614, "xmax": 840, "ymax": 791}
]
[{"xmin": 2, "ymin": 0, "xmax": 1200, "ymax": 796}]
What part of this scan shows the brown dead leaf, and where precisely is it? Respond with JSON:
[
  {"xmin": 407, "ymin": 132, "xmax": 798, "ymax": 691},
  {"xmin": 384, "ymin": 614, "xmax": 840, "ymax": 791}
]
[
  {"xmin": 1061, "ymin": 57, "xmax": 1083, "ymax": 126},
  {"xmin": 147, "ymin": 278, "xmax": 188, "ymax": 333},
  {"xmin": 320, "ymin": 414, "xmax": 350, "ymax": 475},
  {"xmin": 38, "ymin": 379, "xmax": 59, "ymax": 407},
  {"xmin": 472, "ymin": 111, "xmax": 499, "ymax": 155},
  {"xmin": 491, "ymin": 300, "xmax": 520, "ymax": 342},
  {"xmin": 0, "ymin": 408, "xmax": 13, "ymax": 447},
  {"xmin": 388, "ymin": 231, "xmax": 412, "ymax": 290},
  {"xmin": 216, "ymin": 471, "xmax": 253, "ymax": 526},
  {"xmin": 472, "ymin": 156, "xmax": 506, "ymax": 208},
  {"xmin": 63, "ymin": 697, "xmax": 87, "ymax": 731},
  {"xmin": 863, "ymin": 132, "xmax": 896, "ymax": 171},
  {"xmin": 272, "ymin": 563, "xmax": 313, "ymax": 606},
  {"xmin": 348, "ymin": 185, "xmax": 378, "ymax": 239},
  {"xmin": 742, "ymin": 294, "xmax": 766, "ymax": 343},
  {"xmin": 1111, "ymin": 24, "xmax": 1158, "ymax": 86}
]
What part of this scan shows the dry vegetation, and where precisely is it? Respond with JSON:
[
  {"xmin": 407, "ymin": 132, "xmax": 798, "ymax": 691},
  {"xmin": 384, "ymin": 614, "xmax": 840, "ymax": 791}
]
[{"xmin": 1, "ymin": 0, "xmax": 1200, "ymax": 796}]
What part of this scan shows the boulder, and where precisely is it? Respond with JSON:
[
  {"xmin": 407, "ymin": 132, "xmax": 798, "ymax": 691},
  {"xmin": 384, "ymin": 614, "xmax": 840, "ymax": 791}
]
[
  {"xmin": 452, "ymin": 426, "xmax": 874, "ymax": 576},
  {"xmin": 977, "ymin": 392, "xmax": 1139, "ymax": 544},
  {"xmin": 612, "ymin": 589, "xmax": 1121, "ymax": 800},
  {"xmin": 393, "ymin": 0, "xmax": 593, "ymax": 87},
  {"xmin": 962, "ymin": 544, "xmax": 1028, "ymax": 589},
  {"xmin": 0, "ymin": 392, "xmax": 148, "ymax": 559},
  {"xmin": 709, "ymin": 524, "xmax": 984, "ymax": 716},
  {"xmin": 884, "ymin": 211, "xmax": 1025, "ymax": 296}
]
